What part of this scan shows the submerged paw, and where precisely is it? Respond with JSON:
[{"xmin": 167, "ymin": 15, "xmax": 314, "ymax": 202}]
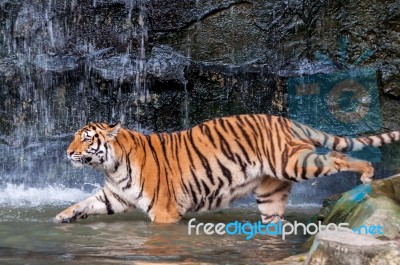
[
  {"xmin": 54, "ymin": 207, "xmax": 84, "ymax": 223},
  {"xmin": 54, "ymin": 213, "xmax": 76, "ymax": 223},
  {"xmin": 261, "ymin": 214, "xmax": 289, "ymax": 225},
  {"xmin": 55, "ymin": 215, "xmax": 76, "ymax": 223}
]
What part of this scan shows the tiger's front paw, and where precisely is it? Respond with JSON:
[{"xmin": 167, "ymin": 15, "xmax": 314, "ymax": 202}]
[
  {"xmin": 261, "ymin": 214, "xmax": 289, "ymax": 225},
  {"xmin": 55, "ymin": 204, "xmax": 88, "ymax": 223}
]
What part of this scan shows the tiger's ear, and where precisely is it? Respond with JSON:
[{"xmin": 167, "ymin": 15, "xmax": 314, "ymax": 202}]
[{"xmin": 106, "ymin": 122, "xmax": 121, "ymax": 140}]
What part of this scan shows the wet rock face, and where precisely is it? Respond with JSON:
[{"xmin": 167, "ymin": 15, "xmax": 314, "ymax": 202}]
[
  {"xmin": 1, "ymin": 0, "xmax": 286, "ymax": 143},
  {"xmin": 0, "ymin": 0, "xmax": 400, "ymax": 187},
  {"xmin": 1, "ymin": 0, "xmax": 399, "ymax": 140}
]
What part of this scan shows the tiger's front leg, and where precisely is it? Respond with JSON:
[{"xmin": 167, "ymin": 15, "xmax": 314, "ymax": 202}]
[{"xmin": 55, "ymin": 186, "xmax": 134, "ymax": 223}]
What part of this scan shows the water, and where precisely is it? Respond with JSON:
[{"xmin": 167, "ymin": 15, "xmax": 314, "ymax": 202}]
[{"xmin": 0, "ymin": 191, "xmax": 316, "ymax": 264}]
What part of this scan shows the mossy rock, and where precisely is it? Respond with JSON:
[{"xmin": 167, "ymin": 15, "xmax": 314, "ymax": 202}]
[{"xmin": 305, "ymin": 175, "xmax": 400, "ymax": 248}]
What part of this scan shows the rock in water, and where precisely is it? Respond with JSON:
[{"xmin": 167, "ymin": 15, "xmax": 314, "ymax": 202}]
[
  {"xmin": 304, "ymin": 230, "xmax": 400, "ymax": 265},
  {"xmin": 309, "ymin": 174, "xmax": 400, "ymax": 241}
]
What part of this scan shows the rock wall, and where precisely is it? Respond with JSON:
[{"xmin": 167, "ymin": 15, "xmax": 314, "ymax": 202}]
[{"xmin": 2, "ymin": 0, "xmax": 400, "ymax": 138}]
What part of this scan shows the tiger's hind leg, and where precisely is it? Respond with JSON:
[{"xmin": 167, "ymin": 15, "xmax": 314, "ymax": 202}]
[
  {"xmin": 253, "ymin": 177, "xmax": 292, "ymax": 224},
  {"xmin": 289, "ymin": 150, "xmax": 374, "ymax": 183}
]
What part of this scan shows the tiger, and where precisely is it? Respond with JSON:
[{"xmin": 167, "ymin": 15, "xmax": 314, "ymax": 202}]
[{"xmin": 55, "ymin": 114, "xmax": 400, "ymax": 224}]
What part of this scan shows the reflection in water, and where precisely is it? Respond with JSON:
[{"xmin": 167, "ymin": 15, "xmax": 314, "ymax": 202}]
[{"xmin": 0, "ymin": 205, "xmax": 316, "ymax": 264}]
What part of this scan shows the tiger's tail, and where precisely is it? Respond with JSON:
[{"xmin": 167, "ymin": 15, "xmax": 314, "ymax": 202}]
[{"xmin": 291, "ymin": 121, "xmax": 400, "ymax": 152}]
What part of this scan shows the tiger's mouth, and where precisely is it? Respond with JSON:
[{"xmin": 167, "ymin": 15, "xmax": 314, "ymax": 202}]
[
  {"xmin": 81, "ymin": 157, "xmax": 92, "ymax": 164},
  {"xmin": 69, "ymin": 155, "xmax": 93, "ymax": 167}
]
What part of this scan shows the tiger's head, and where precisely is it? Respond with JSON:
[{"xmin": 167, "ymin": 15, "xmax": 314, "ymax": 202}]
[{"xmin": 67, "ymin": 122, "xmax": 121, "ymax": 169}]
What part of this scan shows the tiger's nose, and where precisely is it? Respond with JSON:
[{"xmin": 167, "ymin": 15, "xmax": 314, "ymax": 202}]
[{"xmin": 67, "ymin": 150, "xmax": 74, "ymax": 156}]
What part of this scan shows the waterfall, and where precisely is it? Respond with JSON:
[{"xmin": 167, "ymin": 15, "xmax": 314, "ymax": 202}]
[
  {"xmin": 0, "ymin": 0, "xmax": 155, "ymax": 194},
  {"xmin": 0, "ymin": 1, "xmax": 194, "ymax": 203}
]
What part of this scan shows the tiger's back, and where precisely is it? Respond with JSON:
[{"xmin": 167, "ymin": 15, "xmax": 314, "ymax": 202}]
[{"xmin": 55, "ymin": 114, "xmax": 400, "ymax": 223}]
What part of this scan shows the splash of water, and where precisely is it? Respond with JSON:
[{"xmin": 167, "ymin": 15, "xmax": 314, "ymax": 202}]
[{"xmin": 0, "ymin": 183, "xmax": 100, "ymax": 207}]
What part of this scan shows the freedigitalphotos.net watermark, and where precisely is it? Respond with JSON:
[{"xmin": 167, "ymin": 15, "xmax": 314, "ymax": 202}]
[{"xmin": 187, "ymin": 218, "xmax": 384, "ymax": 240}]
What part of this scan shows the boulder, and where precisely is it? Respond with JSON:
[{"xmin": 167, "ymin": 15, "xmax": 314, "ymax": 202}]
[
  {"xmin": 309, "ymin": 174, "xmax": 400, "ymax": 241},
  {"xmin": 304, "ymin": 230, "xmax": 400, "ymax": 265}
]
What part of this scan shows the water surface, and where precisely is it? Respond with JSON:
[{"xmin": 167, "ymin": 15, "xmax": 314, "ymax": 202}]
[{"xmin": 0, "ymin": 189, "xmax": 317, "ymax": 265}]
